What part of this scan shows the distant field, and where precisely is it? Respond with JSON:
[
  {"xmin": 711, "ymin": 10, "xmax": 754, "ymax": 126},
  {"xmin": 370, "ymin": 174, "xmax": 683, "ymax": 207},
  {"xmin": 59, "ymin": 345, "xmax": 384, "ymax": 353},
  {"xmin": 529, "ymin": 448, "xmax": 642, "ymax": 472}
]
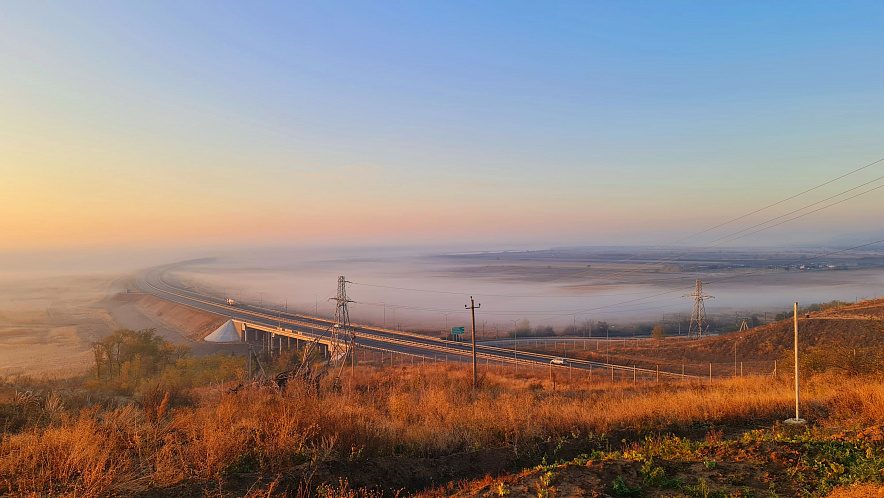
[
  {"xmin": 0, "ymin": 272, "xmax": 237, "ymax": 379},
  {"xmin": 0, "ymin": 272, "xmax": 120, "ymax": 378},
  {"xmin": 166, "ymin": 247, "xmax": 884, "ymax": 331}
]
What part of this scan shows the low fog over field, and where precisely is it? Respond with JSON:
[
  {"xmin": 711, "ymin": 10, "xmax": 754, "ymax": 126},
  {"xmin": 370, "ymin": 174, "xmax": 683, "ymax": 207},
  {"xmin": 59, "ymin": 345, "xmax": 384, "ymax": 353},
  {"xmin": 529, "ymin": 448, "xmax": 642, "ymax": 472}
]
[
  {"xmin": 2, "ymin": 242, "xmax": 882, "ymax": 377},
  {"xmin": 165, "ymin": 245, "xmax": 884, "ymax": 334}
]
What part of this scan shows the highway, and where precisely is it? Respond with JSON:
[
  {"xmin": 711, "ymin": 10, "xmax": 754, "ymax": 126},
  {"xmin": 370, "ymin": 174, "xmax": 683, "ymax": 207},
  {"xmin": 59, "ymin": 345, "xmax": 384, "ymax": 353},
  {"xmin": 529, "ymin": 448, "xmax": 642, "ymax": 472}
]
[{"xmin": 135, "ymin": 261, "xmax": 691, "ymax": 379}]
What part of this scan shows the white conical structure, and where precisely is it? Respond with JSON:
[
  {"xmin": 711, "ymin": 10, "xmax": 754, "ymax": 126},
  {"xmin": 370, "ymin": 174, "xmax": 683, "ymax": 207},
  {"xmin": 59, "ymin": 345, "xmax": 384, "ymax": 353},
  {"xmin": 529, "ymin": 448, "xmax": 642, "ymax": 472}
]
[{"xmin": 204, "ymin": 320, "xmax": 241, "ymax": 342}]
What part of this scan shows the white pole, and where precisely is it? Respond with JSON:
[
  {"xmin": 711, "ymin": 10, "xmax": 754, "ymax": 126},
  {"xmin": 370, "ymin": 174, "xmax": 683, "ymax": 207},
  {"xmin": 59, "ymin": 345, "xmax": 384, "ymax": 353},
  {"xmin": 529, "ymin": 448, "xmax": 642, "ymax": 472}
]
[
  {"xmin": 785, "ymin": 302, "xmax": 805, "ymax": 425},
  {"xmin": 794, "ymin": 302, "xmax": 800, "ymax": 420}
]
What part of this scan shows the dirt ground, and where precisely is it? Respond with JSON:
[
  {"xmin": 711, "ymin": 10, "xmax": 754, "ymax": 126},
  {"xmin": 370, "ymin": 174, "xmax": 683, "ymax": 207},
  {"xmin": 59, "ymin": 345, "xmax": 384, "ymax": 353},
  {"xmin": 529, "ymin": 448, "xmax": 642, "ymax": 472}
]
[{"xmin": 0, "ymin": 272, "xmax": 239, "ymax": 379}]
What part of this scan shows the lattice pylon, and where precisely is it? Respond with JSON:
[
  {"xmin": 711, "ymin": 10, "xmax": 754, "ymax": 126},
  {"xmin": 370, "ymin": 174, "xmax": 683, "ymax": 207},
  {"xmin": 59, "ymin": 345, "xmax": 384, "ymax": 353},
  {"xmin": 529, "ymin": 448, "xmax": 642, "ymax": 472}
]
[
  {"xmin": 328, "ymin": 276, "xmax": 354, "ymax": 365},
  {"xmin": 684, "ymin": 280, "xmax": 713, "ymax": 339}
]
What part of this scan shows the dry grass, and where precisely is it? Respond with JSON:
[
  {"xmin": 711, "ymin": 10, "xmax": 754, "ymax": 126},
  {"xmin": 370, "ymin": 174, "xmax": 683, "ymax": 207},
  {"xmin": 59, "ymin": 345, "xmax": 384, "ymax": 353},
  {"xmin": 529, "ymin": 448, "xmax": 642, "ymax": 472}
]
[
  {"xmin": 2, "ymin": 364, "xmax": 884, "ymax": 496},
  {"xmin": 827, "ymin": 484, "xmax": 884, "ymax": 497}
]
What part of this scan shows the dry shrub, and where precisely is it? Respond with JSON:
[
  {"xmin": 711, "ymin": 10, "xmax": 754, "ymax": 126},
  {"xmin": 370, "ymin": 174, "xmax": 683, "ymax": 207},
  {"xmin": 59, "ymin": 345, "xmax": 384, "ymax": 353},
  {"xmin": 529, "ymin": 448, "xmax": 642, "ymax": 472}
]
[
  {"xmin": 0, "ymin": 406, "xmax": 140, "ymax": 496},
  {"xmin": 4, "ymin": 364, "xmax": 884, "ymax": 496}
]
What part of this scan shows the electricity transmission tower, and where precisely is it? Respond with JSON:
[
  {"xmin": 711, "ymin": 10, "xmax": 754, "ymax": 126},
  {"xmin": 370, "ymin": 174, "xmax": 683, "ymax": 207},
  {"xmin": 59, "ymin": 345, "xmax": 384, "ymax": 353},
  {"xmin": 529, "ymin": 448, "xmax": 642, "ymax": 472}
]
[
  {"xmin": 739, "ymin": 318, "xmax": 749, "ymax": 332},
  {"xmin": 684, "ymin": 280, "xmax": 713, "ymax": 339},
  {"xmin": 329, "ymin": 276, "xmax": 355, "ymax": 368}
]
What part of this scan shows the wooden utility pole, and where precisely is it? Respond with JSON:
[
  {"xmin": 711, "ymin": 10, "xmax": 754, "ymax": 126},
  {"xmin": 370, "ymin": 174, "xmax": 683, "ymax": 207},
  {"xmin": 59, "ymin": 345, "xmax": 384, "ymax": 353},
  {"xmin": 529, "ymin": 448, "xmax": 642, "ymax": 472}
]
[{"xmin": 466, "ymin": 296, "xmax": 481, "ymax": 390}]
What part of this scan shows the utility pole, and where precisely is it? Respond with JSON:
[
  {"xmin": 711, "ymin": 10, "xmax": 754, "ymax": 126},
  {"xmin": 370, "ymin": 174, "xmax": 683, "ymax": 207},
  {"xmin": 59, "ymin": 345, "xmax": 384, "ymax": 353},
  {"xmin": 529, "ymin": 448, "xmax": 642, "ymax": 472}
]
[
  {"xmin": 733, "ymin": 336, "xmax": 743, "ymax": 377},
  {"xmin": 466, "ymin": 297, "xmax": 480, "ymax": 389},
  {"xmin": 785, "ymin": 302, "xmax": 806, "ymax": 425}
]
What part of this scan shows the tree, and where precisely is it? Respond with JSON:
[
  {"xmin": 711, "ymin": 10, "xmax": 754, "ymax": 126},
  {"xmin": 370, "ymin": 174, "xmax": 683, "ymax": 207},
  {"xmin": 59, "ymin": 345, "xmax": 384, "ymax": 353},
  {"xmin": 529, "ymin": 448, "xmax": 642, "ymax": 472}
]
[
  {"xmin": 509, "ymin": 319, "xmax": 532, "ymax": 338},
  {"xmin": 651, "ymin": 325, "xmax": 666, "ymax": 340},
  {"xmin": 591, "ymin": 321, "xmax": 610, "ymax": 336},
  {"xmin": 91, "ymin": 328, "xmax": 185, "ymax": 385},
  {"xmin": 534, "ymin": 325, "xmax": 555, "ymax": 337}
]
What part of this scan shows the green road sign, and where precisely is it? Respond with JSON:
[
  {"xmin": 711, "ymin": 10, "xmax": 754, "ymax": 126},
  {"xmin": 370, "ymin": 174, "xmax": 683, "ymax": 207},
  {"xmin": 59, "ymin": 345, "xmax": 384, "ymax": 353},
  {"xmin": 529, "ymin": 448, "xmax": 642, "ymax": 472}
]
[{"xmin": 452, "ymin": 326, "xmax": 465, "ymax": 335}]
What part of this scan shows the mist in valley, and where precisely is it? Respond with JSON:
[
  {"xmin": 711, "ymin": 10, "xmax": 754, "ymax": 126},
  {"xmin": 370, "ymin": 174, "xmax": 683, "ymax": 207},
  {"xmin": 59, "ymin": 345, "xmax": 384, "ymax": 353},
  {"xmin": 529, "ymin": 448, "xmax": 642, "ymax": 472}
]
[{"xmin": 162, "ymin": 244, "xmax": 884, "ymax": 336}]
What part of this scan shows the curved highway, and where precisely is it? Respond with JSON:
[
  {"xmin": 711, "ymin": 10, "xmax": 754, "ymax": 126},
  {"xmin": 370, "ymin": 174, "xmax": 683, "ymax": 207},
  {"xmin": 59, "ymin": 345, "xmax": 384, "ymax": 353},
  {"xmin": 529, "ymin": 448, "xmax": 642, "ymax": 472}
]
[{"xmin": 135, "ymin": 261, "xmax": 691, "ymax": 379}]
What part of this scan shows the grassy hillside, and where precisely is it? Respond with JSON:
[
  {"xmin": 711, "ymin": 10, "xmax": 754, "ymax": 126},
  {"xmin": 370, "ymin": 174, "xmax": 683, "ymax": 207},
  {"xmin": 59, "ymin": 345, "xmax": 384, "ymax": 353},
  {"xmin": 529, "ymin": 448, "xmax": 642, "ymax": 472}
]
[
  {"xmin": 3, "ymin": 358, "xmax": 884, "ymax": 496},
  {"xmin": 2, "ymin": 298, "xmax": 884, "ymax": 497},
  {"xmin": 543, "ymin": 298, "xmax": 884, "ymax": 377}
]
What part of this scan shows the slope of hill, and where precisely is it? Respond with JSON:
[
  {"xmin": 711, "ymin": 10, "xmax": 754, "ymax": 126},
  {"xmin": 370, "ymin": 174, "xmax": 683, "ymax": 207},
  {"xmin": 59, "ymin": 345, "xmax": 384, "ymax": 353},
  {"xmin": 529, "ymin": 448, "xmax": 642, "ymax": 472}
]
[{"xmin": 565, "ymin": 298, "xmax": 884, "ymax": 377}]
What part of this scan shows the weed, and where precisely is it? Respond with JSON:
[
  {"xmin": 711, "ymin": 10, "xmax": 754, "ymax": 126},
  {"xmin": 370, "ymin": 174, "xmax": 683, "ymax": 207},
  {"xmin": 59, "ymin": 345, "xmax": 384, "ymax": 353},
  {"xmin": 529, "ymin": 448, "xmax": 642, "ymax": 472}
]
[
  {"xmin": 611, "ymin": 475, "xmax": 641, "ymax": 497},
  {"xmin": 683, "ymin": 478, "xmax": 722, "ymax": 498},
  {"xmin": 494, "ymin": 481, "xmax": 510, "ymax": 496},
  {"xmin": 539, "ymin": 470, "xmax": 556, "ymax": 488},
  {"xmin": 640, "ymin": 459, "xmax": 666, "ymax": 486}
]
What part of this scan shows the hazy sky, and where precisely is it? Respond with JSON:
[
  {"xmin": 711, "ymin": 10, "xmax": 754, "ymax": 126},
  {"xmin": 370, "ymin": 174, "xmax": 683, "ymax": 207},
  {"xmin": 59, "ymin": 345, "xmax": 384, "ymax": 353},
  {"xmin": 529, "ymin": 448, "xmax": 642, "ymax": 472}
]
[{"xmin": 2, "ymin": 1, "xmax": 882, "ymax": 252}]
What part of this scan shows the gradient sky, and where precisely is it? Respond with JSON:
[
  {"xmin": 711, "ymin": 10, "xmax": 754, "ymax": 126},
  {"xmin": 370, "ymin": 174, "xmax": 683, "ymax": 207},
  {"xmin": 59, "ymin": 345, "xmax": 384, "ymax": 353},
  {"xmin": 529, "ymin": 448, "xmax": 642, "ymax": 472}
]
[{"xmin": 1, "ymin": 1, "xmax": 882, "ymax": 252}]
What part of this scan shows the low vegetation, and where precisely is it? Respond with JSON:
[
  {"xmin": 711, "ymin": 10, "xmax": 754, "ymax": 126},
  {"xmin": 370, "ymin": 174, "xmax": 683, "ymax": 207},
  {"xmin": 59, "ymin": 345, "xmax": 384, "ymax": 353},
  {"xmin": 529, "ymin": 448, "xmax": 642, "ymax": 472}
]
[
  {"xmin": 3, "ymin": 299, "xmax": 884, "ymax": 497},
  {"xmin": 436, "ymin": 426, "xmax": 884, "ymax": 497},
  {"xmin": 1, "ymin": 326, "xmax": 884, "ymax": 496}
]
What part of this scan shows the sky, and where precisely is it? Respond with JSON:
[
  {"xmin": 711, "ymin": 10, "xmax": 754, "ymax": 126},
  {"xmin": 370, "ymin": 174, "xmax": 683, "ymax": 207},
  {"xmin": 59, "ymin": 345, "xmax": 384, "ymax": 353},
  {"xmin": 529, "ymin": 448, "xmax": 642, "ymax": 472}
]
[{"xmin": 1, "ymin": 1, "xmax": 882, "ymax": 253}]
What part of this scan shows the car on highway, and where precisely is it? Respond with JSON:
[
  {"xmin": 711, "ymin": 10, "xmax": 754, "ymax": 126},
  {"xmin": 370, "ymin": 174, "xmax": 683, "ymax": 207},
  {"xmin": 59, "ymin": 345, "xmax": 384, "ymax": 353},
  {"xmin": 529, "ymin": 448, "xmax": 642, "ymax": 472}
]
[{"xmin": 550, "ymin": 357, "xmax": 568, "ymax": 365}]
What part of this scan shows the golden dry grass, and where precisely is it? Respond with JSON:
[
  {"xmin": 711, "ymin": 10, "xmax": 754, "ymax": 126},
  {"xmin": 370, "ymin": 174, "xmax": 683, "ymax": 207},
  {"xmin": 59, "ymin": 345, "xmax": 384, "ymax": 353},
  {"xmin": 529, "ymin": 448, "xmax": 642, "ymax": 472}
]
[
  {"xmin": 827, "ymin": 484, "xmax": 884, "ymax": 497},
  {"xmin": 2, "ymin": 364, "xmax": 884, "ymax": 496}
]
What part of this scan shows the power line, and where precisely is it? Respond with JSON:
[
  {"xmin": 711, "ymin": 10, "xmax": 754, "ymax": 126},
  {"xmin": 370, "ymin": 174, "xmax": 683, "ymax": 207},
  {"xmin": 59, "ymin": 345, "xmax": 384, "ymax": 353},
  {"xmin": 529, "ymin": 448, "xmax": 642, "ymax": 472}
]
[
  {"xmin": 539, "ymin": 238, "xmax": 884, "ymax": 322},
  {"xmin": 671, "ymin": 157, "xmax": 884, "ymax": 244},
  {"xmin": 351, "ymin": 235, "xmax": 884, "ymax": 323},
  {"xmin": 542, "ymin": 166, "xmax": 884, "ymax": 286},
  {"xmin": 352, "ymin": 157, "xmax": 884, "ymax": 305},
  {"xmin": 339, "ymin": 158, "xmax": 884, "ymax": 326},
  {"xmin": 706, "ymin": 183, "xmax": 884, "ymax": 247},
  {"xmin": 355, "ymin": 293, "xmax": 688, "ymax": 316},
  {"xmin": 350, "ymin": 280, "xmax": 680, "ymax": 298}
]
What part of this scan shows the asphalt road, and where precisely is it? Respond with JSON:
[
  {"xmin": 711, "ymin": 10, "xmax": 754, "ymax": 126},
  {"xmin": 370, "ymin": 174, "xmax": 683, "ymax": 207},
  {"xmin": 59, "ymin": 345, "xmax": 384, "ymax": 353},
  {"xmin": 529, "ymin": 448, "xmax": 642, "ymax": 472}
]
[{"xmin": 135, "ymin": 261, "xmax": 689, "ymax": 378}]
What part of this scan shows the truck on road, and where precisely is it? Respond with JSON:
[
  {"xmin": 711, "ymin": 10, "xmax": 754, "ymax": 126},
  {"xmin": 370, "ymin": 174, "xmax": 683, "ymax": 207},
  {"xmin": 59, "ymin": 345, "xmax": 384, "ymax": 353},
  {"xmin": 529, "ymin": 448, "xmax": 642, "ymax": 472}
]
[{"xmin": 226, "ymin": 298, "xmax": 236, "ymax": 305}]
